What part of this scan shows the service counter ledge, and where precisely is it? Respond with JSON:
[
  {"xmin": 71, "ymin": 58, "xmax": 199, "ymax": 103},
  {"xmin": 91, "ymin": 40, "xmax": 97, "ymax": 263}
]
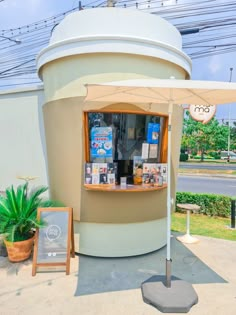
[{"xmin": 84, "ymin": 183, "xmax": 167, "ymax": 192}]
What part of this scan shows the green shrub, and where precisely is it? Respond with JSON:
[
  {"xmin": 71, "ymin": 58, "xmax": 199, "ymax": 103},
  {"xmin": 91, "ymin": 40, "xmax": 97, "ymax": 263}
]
[
  {"xmin": 191, "ymin": 150, "xmax": 198, "ymax": 156},
  {"xmin": 191, "ymin": 155, "xmax": 214, "ymax": 160},
  {"xmin": 176, "ymin": 192, "xmax": 231, "ymax": 217},
  {"xmin": 208, "ymin": 151, "xmax": 221, "ymax": 159},
  {"xmin": 179, "ymin": 153, "xmax": 188, "ymax": 161}
]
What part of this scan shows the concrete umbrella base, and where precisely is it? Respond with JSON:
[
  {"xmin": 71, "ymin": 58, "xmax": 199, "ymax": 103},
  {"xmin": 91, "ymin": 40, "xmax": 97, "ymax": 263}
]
[{"xmin": 141, "ymin": 275, "xmax": 198, "ymax": 313}]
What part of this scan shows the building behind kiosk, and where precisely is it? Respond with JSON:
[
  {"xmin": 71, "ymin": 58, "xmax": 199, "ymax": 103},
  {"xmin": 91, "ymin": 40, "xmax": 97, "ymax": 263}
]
[{"xmin": 0, "ymin": 8, "xmax": 191, "ymax": 257}]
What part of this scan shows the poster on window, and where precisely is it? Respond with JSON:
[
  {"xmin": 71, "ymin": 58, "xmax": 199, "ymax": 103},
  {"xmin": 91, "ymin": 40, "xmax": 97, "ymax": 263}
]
[
  {"xmin": 149, "ymin": 144, "xmax": 158, "ymax": 158},
  {"xmin": 91, "ymin": 127, "xmax": 113, "ymax": 158},
  {"xmin": 141, "ymin": 143, "xmax": 149, "ymax": 159},
  {"xmin": 147, "ymin": 123, "xmax": 160, "ymax": 144}
]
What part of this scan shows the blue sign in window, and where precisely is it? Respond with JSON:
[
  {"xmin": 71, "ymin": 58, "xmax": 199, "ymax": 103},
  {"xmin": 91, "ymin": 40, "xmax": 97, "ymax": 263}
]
[
  {"xmin": 91, "ymin": 127, "xmax": 113, "ymax": 158},
  {"xmin": 147, "ymin": 123, "xmax": 160, "ymax": 144}
]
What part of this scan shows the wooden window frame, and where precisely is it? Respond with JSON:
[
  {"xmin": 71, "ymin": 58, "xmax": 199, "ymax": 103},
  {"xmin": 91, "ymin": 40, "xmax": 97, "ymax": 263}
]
[{"xmin": 83, "ymin": 109, "xmax": 168, "ymax": 164}]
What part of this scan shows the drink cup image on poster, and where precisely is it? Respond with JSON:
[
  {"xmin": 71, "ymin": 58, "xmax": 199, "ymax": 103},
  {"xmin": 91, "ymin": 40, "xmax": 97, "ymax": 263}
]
[
  {"xmin": 107, "ymin": 173, "xmax": 115, "ymax": 185},
  {"xmin": 147, "ymin": 123, "xmax": 160, "ymax": 144},
  {"xmin": 92, "ymin": 163, "xmax": 100, "ymax": 174},
  {"xmin": 92, "ymin": 174, "xmax": 100, "ymax": 184},
  {"xmin": 85, "ymin": 176, "xmax": 92, "ymax": 184},
  {"xmin": 99, "ymin": 163, "xmax": 107, "ymax": 174},
  {"xmin": 161, "ymin": 163, "xmax": 168, "ymax": 183},
  {"xmin": 85, "ymin": 163, "xmax": 92, "ymax": 175},
  {"xmin": 91, "ymin": 127, "xmax": 112, "ymax": 158},
  {"xmin": 100, "ymin": 173, "xmax": 107, "ymax": 184}
]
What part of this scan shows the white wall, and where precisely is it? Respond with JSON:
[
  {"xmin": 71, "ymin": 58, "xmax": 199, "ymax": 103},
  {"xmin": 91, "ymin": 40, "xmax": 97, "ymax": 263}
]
[{"xmin": 0, "ymin": 85, "xmax": 48, "ymax": 190}]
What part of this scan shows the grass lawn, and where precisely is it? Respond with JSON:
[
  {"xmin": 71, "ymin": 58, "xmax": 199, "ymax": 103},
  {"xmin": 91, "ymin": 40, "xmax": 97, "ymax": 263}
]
[{"xmin": 172, "ymin": 212, "xmax": 236, "ymax": 241}]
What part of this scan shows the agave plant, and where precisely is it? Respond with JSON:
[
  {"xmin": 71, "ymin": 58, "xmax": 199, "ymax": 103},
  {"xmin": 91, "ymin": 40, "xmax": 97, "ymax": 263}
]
[{"xmin": 0, "ymin": 182, "xmax": 62, "ymax": 242}]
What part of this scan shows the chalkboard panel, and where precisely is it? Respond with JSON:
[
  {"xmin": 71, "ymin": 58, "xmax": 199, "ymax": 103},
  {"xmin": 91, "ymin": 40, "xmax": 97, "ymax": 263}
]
[{"xmin": 32, "ymin": 207, "xmax": 75, "ymax": 276}]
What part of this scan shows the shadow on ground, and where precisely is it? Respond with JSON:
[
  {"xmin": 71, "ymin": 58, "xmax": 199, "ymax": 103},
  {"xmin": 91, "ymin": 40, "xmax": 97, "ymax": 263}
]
[{"xmin": 74, "ymin": 233, "xmax": 226, "ymax": 296}]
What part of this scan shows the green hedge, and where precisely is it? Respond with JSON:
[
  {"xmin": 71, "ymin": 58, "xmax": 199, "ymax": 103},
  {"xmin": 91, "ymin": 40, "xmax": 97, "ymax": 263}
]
[
  {"xmin": 208, "ymin": 151, "xmax": 221, "ymax": 159},
  {"xmin": 190, "ymin": 155, "xmax": 214, "ymax": 160},
  {"xmin": 176, "ymin": 192, "xmax": 231, "ymax": 217},
  {"xmin": 179, "ymin": 153, "xmax": 188, "ymax": 161}
]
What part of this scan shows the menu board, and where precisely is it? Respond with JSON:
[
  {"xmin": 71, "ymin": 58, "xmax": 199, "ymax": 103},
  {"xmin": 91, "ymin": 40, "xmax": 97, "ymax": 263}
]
[
  {"xmin": 91, "ymin": 127, "xmax": 112, "ymax": 158},
  {"xmin": 32, "ymin": 207, "xmax": 75, "ymax": 276}
]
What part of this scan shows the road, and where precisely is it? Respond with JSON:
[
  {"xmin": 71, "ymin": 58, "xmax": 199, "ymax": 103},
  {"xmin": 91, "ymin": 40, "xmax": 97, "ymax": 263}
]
[{"xmin": 177, "ymin": 175, "xmax": 236, "ymax": 197}]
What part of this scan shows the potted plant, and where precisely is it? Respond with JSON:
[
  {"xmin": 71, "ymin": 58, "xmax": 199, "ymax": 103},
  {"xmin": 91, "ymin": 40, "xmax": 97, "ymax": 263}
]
[{"xmin": 0, "ymin": 182, "xmax": 62, "ymax": 262}]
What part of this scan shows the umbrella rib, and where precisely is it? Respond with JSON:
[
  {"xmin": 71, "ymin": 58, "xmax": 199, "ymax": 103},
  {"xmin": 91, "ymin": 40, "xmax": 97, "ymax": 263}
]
[
  {"xmin": 86, "ymin": 86, "xmax": 130, "ymax": 101},
  {"xmin": 174, "ymin": 89, "xmax": 214, "ymax": 105},
  {"xmin": 122, "ymin": 90, "xmax": 169, "ymax": 103},
  {"xmin": 147, "ymin": 87, "xmax": 170, "ymax": 102}
]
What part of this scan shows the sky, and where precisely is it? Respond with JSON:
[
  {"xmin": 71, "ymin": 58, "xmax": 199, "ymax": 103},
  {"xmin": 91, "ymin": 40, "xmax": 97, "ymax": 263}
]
[{"xmin": 0, "ymin": 0, "xmax": 235, "ymax": 121}]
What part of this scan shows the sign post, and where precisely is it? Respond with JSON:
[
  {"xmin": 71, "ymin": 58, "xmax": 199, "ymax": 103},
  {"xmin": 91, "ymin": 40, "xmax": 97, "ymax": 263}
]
[{"xmin": 32, "ymin": 207, "xmax": 75, "ymax": 276}]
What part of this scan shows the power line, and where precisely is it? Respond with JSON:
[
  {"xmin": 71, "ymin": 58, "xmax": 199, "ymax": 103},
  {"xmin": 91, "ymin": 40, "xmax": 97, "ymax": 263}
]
[{"xmin": 1, "ymin": 0, "xmax": 236, "ymax": 87}]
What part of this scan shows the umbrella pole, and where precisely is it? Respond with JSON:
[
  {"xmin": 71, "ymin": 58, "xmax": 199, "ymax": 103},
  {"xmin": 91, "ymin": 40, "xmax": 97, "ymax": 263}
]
[
  {"xmin": 142, "ymin": 98, "xmax": 198, "ymax": 312},
  {"xmin": 166, "ymin": 100, "xmax": 173, "ymax": 288}
]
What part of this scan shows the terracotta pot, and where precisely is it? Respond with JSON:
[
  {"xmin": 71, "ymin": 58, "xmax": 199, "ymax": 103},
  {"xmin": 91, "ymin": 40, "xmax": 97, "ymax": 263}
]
[{"xmin": 4, "ymin": 236, "xmax": 34, "ymax": 262}]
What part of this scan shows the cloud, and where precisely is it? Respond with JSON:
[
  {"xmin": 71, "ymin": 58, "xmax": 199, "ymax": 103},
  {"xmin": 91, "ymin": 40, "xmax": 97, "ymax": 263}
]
[
  {"xmin": 164, "ymin": 0, "xmax": 177, "ymax": 6},
  {"xmin": 26, "ymin": 0, "xmax": 41, "ymax": 14},
  {"xmin": 0, "ymin": 0, "xmax": 73, "ymax": 29},
  {"xmin": 208, "ymin": 55, "xmax": 222, "ymax": 75}
]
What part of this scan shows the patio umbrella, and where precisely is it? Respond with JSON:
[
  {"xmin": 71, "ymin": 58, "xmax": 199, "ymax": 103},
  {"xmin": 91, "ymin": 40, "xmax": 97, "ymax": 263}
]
[
  {"xmin": 85, "ymin": 78, "xmax": 236, "ymax": 105},
  {"xmin": 84, "ymin": 78, "xmax": 236, "ymax": 312}
]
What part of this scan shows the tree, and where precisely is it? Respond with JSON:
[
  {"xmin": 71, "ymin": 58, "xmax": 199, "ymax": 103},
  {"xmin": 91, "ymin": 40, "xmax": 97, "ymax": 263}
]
[
  {"xmin": 230, "ymin": 121, "xmax": 236, "ymax": 151},
  {"xmin": 181, "ymin": 111, "xmax": 228, "ymax": 161}
]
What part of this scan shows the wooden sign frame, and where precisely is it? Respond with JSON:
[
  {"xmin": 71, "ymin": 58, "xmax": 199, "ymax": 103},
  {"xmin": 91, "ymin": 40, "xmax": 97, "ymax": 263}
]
[{"xmin": 32, "ymin": 207, "xmax": 75, "ymax": 276}]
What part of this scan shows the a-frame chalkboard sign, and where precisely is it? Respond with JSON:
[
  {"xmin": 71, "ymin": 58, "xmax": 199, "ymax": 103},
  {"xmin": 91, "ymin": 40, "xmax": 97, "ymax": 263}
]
[{"xmin": 32, "ymin": 207, "xmax": 75, "ymax": 276}]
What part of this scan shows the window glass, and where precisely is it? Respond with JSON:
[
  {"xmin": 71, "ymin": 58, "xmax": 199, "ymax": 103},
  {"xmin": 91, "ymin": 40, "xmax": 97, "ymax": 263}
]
[{"xmin": 87, "ymin": 112, "xmax": 165, "ymax": 183}]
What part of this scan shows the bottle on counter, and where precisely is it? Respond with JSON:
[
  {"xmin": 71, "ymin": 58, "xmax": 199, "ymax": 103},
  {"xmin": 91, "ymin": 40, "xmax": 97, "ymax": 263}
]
[{"xmin": 158, "ymin": 175, "xmax": 163, "ymax": 187}]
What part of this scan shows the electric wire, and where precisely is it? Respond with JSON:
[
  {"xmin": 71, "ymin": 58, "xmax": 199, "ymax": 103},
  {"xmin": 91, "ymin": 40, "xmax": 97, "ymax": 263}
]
[{"xmin": 1, "ymin": 0, "xmax": 236, "ymax": 87}]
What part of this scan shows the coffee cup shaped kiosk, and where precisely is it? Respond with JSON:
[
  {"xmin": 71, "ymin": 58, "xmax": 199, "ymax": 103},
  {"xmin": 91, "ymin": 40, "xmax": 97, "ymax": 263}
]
[{"xmin": 37, "ymin": 8, "xmax": 191, "ymax": 257}]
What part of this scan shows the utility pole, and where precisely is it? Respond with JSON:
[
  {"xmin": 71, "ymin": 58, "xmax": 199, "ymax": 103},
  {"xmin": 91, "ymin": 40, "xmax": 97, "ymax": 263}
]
[
  {"xmin": 78, "ymin": 1, "xmax": 83, "ymax": 10},
  {"xmin": 227, "ymin": 67, "xmax": 233, "ymax": 162},
  {"xmin": 107, "ymin": 0, "xmax": 116, "ymax": 7}
]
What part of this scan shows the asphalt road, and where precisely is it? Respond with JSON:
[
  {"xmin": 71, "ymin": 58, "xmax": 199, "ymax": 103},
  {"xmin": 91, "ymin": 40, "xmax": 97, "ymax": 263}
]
[{"xmin": 177, "ymin": 175, "xmax": 236, "ymax": 197}]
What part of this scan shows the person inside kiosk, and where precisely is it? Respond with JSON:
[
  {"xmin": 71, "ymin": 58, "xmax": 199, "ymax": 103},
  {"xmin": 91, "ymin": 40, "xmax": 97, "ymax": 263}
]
[{"xmin": 84, "ymin": 112, "xmax": 167, "ymax": 189}]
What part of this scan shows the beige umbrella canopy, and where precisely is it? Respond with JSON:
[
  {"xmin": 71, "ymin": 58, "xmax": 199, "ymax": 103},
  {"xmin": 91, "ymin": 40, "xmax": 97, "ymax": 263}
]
[
  {"xmin": 84, "ymin": 78, "xmax": 236, "ymax": 287},
  {"xmin": 85, "ymin": 78, "xmax": 236, "ymax": 105}
]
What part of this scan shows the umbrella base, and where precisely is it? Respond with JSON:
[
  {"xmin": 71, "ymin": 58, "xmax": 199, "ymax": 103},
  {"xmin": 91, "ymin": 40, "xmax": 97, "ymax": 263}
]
[
  {"xmin": 141, "ymin": 275, "xmax": 198, "ymax": 313},
  {"xmin": 176, "ymin": 234, "xmax": 199, "ymax": 244}
]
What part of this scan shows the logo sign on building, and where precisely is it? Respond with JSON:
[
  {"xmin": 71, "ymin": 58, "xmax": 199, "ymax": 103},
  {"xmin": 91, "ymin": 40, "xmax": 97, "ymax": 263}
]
[{"xmin": 189, "ymin": 104, "xmax": 216, "ymax": 124}]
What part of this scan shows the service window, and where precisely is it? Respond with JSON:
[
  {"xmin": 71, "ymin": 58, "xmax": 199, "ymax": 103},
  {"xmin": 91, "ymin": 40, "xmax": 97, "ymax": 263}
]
[{"xmin": 84, "ymin": 111, "xmax": 167, "ymax": 185}]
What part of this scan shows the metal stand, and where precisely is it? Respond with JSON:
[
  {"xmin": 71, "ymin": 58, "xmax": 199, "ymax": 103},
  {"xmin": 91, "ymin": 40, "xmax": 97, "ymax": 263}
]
[
  {"xmin": 166, "ymin": 259, "xmax": 172, "ymax": 288},
  {"xmin": 231, "ymin": 199, "xmax": 235, "ymax": 229},
  {"xmin": 176, "ymin": 204, "xmax": 200, "ymax": 244}
]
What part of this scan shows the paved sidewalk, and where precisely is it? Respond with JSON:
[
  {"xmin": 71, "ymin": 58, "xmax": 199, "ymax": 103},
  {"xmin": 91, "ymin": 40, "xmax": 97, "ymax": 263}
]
[{"xmin": 0, "ymin": 235, "xmax": 236, "ymax": 315}]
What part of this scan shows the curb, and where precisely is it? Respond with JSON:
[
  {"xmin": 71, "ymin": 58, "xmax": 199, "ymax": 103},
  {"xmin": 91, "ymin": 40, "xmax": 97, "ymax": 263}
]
[{"xmin": 178, "ymin": 173, "xmax": 236, "ymax": 178}]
